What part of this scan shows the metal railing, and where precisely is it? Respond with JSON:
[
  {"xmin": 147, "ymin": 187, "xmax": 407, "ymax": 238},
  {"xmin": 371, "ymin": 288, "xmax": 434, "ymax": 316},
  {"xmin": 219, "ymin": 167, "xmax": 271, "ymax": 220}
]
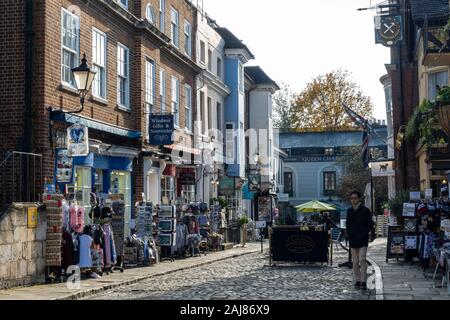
[{"xmin": 0, "ymin": 151, "xmax": 43, "ymax": 216}]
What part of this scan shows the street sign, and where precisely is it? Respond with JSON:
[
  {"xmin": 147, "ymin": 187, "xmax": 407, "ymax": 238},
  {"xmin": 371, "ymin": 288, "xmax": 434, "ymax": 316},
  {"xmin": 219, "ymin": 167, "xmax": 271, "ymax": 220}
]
[
  {"xmin": 256, "ymin": 221, "xmax": 267, "ymax": 229},
  {"xmin": 148, "ymin": 114, "xmax": 174, "ymax": 145}
]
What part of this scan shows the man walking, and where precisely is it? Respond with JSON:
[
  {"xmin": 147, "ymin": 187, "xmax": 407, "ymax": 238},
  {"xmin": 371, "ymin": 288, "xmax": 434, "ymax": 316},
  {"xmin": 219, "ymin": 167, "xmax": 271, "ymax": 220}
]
[{"xmin": 346, "ymin": 191, "xmax": 374, "ymax": 290}]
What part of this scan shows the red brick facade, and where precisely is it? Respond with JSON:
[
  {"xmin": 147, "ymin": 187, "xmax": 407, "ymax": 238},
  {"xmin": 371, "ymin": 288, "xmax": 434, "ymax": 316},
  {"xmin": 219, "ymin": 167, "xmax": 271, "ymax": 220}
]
[{"xmin": 0, "ymin": 0, "xmax": 199, "ymax": 204}]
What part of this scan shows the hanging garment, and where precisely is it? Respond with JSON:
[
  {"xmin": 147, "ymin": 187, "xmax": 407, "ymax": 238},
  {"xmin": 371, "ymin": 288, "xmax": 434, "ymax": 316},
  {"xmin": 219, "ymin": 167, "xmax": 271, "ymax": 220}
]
[
  {"xmin": 91, "ymin": 245, "xmax": 103, "ymax": 269},
  {"xmin": 110, "ymin": 227, "xmax": 117, "ymax": 265},
  {"xmin": 62, "ymin": 202, "xmax": 71, "ymax": 232},
  {"xmin": 72, "ymin": 233, "xmax": 80, "ymax": 265},
  {"xmin": 69, "ymin": 205, "xmax": 78, "ymax": 231},
  {"xmin": 61, "ymin": 231, "xmax": 74, "ymax": 270},
  {"xmin": 93, "ymin": 225, "xmax": 105, "ymax": 246},
  {"xmin": 70, "ymin": 205, "xmax": 85, "ymax": 234},
  {"xmin": 78, "ymin": 234, "xmax": 93, "ymax": 268},
  {"xmin": 103, "ymin": 224, "xmax": 112, "ymax": 267}
]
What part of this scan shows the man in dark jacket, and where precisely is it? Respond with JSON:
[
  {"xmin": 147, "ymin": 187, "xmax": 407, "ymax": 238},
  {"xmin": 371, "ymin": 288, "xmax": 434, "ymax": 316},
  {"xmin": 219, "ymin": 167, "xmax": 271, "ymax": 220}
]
[{"xmin": 346, "ymin": 191, "xmax": 374, "ymax": 290}]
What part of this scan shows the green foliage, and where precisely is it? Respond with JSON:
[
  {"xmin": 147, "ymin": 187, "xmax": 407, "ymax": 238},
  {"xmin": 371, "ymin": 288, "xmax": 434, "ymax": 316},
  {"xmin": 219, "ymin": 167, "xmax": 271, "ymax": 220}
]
[
  {"xmin": 405, "ymin": 99, "xmax": 443, "ymax": 148},
  {"xmin": 210, "ymin": 197, "xmax": 228, "ymax": 209},
  {"xmin": 387, "ymin": 190, "xmax": 410, "ymax": 217},
  {"xmin": 238, "ymin": 216, "xmax": 249, "ymax": 227},
  {"xmin": 436, "ymin": 85, "xmax": 450, "ymax": 105}
]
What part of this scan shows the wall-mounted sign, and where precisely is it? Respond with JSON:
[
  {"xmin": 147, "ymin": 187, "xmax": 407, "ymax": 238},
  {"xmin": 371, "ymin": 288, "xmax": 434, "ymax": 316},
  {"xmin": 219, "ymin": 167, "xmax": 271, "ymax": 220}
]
[
  {"xmin": 148, "ymin": 114, "xmax": 174, "ymax": 146},
  {"xmin": 409, "ymin": 192, "xmax": 421, "ymax": 201},
  {"xmin": 425, "ymin": 189, "xmax": 433, "ymax": 199},
  {"xmin": 402, "ymin": 203, "xmax": 416, "ymax": 217},
  {"xmin": 67, "ymin": 123, "xmax": 89, "ymax": 157},
  {"xmin": 27, "ymin": 207, "xmax": 38, "ymax": 229},
  {"xmin": 248, "ymin": 174, "xmax": 261, "ymax": 192},
  {"xmin": 178, "ymin": 172, "xmax": 196, "ymax": 185},
  {"xmin": 370, "ymin": 160, "xmax": 395, "ymax": 177},
  {"xmin": 55, "ymin": 148, "xmax": 73, "ymax": 183},
  {"xmin": 277, "ymin": 193, "xmax": 289, "ymax": 203},
  {"xmin": 374, "ymin": 15, "xmax": 403, "ymax": 47}
]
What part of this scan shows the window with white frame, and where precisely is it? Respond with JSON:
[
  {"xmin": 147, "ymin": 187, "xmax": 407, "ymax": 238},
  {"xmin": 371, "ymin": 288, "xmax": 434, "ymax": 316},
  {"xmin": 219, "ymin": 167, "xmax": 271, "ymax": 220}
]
[
  {"xmin": 160, "ymin": 69, "xmax": 166, "ymax": 113},
  {"xmin": 159, "ymin": 0, "xmax": 165, "ymax": 32},
  {"xmin": 208, "ymin": 49, "xmax": 212, "ymax": 71},
  {"xmin": 185, "ymin": 84, "xmax": 192, "ymax": 131},
  {"xmin": 324, "ymin": 171, "xmax": 336, "ymax": 192},
  {"xmin": 117, "ymin": 44, "xmax": 130, "ymax": 108},
  {"xmin": 61, "ymin": 8, "xmax": 79, "ymax": 87},
  {"xmin": 92, "ymin": 28, "xmax": 106, "ymax": 99},
  {"xmin": 226, "ymin": 123, "xmax": 235, "ymax": 164},
  {"xmin": 171, "ymin": 76, "xmax": 180, "ymax": 126},
  {"xmin": 118, "ymin": 0, "xmax": 128, "ymax": 9},
  {"xmin": 200, "ymin": 40, "xmax": 206, "ymax": 64},
  {"xmin": 217, "ymin": 57, "xmax": 222, "ymax": 78},
  {"xmin": 145, "ymin": 59, "xmax": 155, "ymax": 123},
  {"xmin": 184, "ymin": 21, "xmax": 192, "ymax": 57},
  {"xmin": 216, "ymin": 102, "xmax": 222, "ymax": 132},
  {"xmin": 428, "ymin": 70, "xmax": 449, "ymax": 101},
  {"xmin": 207, "ymin": 97, "xmax": 213, "ymax": 131},
  {"xmin": 239, "ymin": 63, "xmax": 244, "ymax": 92},
  {"xmin": 146, "ymin": 3, "xmax": 155, "ymax": 24},
  {"xmin": 161, "ymin": 176, "xmax": 174, "ymax": 204},
  {"xmin": 170, "ymin": 8, "xmax": 179, "ymax": 48},
  {"xmin": 200, "ymin": 91, "xmax": 205, "ymax": 135}
]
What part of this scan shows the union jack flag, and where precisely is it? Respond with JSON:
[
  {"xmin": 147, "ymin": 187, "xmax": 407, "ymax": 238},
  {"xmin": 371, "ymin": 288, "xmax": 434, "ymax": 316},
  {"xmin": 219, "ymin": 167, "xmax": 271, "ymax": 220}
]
[{"xmin": 361, "ymin": 131, "xmax": 370, "ymax": 168}]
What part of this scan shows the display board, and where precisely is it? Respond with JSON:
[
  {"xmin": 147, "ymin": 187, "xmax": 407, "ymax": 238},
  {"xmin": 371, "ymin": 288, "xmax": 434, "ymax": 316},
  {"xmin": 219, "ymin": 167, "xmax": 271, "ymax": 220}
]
[
  {"xmin": 386, "ymin": 226, "xmax": 405, "ymax": 261},
  {"xmin": 111, "ymin": 198, "xmax": 125, "ymax": 258},
  {"xmin": 270, "ymin": 227, "xmax": 329, "ymax": 264},
  {"xmin": 136, "ymin": 202, "xmax": 153, "ymax": 239}
]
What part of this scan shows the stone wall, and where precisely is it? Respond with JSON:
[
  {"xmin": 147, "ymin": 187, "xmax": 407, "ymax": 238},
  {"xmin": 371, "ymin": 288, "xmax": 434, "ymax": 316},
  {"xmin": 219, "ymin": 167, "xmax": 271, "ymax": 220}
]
[{"xmin": 0, "ymin": 203, "xmax": 46, "ymax": 290}]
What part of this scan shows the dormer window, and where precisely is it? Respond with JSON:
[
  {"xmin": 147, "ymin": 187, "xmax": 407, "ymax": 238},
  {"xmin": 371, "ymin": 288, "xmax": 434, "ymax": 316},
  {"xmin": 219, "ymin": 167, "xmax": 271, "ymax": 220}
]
[{"xmin": 118, "ymin": 0, "xmax": 128, "ymax": 9}]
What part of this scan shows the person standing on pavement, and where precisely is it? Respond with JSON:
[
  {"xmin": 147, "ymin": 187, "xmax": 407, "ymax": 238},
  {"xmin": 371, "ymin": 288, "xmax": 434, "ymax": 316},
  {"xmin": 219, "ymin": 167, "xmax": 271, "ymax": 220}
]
[{"xmin": 346, "ymin": 191, "xmax": 374, "ymax": 290}]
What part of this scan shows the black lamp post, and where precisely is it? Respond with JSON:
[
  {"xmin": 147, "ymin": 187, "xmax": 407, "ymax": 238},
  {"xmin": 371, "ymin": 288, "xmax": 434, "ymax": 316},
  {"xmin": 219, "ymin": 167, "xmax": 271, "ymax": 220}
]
[{"xmin": 70, "ymin": 53, "xmax": 96, "ymax": 114}]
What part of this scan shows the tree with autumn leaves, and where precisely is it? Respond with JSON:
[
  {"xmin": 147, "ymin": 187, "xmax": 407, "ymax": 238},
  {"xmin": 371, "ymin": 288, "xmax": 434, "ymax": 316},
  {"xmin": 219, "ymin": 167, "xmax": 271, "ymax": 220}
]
[{"xmin": 273, "ymin": 69, "xmax": 373, "ymax": 132}]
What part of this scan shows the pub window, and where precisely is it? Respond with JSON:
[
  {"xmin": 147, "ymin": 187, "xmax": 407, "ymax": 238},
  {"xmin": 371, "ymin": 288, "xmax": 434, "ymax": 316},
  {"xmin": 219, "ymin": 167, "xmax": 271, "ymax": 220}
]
[
  {"xmin": 323, "ymin": 171, "xmax": 336, "ymax": 192},
  {"xmin": 284, "ymin": 172, "xmax": 293, "ymax": 197}
]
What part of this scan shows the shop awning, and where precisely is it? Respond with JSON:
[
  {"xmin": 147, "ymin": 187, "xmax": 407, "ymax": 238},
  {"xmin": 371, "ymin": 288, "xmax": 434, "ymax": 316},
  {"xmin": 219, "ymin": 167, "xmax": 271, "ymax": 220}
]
[{"xmin": 51, "ymin": 110, "xmax": 142, "ymax": 140}]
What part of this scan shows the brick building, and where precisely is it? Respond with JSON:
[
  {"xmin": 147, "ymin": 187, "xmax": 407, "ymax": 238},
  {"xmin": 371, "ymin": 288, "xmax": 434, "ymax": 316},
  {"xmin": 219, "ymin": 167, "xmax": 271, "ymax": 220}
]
[{"xmin": 0, "ymin": 0, "xmax": 201, "ymax": 234}]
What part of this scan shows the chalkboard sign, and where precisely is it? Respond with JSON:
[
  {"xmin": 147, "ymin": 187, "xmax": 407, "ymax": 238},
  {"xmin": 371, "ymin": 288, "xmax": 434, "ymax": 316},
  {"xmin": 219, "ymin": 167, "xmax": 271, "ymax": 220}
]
[
  {"xmin": 386, "ymin": 226, "xmax": 405, "ymax": 261},
  {"xmin": 271, "ymin": 227, "xmax": 329, "ymax": 263}
]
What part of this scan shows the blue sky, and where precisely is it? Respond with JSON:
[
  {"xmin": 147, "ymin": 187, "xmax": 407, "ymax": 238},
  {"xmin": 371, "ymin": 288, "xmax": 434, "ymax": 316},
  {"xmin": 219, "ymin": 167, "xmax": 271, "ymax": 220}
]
[{"xmin": 203, "ymin": 0, "xmax": 391, "ymax": 120}]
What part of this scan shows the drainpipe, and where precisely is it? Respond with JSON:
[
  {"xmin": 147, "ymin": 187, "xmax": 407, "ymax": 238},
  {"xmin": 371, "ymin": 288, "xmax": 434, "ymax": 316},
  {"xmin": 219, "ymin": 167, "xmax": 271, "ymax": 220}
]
[
  {"xmin": 24, "ymin": 0, "xmax": 33, "ymax": 153},
  {"xmin": 23, "ymin": 0, "xmax": 33, "ymax": 201}
]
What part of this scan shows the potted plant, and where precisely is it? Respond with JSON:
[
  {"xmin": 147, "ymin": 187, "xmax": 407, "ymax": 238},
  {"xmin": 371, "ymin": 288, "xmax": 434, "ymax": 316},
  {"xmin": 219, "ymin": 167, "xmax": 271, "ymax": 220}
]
[
  {"xmin": 387, "ymin": 190, "xmax": 410, "ymax": 218},
  {"xmin": 238, "ymin": 216, "xmax": 249, "ymax": 247}
]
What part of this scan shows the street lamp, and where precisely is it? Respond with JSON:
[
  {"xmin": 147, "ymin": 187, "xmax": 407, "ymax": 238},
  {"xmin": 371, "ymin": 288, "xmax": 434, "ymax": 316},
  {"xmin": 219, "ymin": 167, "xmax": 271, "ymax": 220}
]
[
  {"xmin": 70, "ymin": 53, "xmax": 96, "ymax": 114},
  {"xmin": 368, "ymin": 160, "xmax": 374, "ymax": 214}
]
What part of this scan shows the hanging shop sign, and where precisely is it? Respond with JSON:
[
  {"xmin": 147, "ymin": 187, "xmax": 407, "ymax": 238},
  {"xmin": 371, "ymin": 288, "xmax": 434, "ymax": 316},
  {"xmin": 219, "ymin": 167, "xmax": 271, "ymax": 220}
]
[
  {"xmin": 248, "ymin": 174, "xmax": 261, "ymax": 192},
  {"xmin": 370, "ymin": 160, "xmax": 395, "ymax": 177},
  {"xmin": 242, "ymin": 183, "xmax": 255, "ymax": 200},
  {"xmin": 67, "ymin": 123, "xmax": 89, "ymax": 157},
  {"xmin": 55, "ymin": 148, "xmax": 73, "ymax": 183},
  {"xmin": 178, "ymin": 169, "xmax": 196, "ymax": 185},
  {"xmin": 374, "ymin": 15, "xmax": 403, "ymax": 47},
  {"xmin": 148, "ymin": 114, "xmax": 174, "ymax": 146},
  {"xmin": 218, "ymin": 176, "xmax": 235, "ymax": 197}
]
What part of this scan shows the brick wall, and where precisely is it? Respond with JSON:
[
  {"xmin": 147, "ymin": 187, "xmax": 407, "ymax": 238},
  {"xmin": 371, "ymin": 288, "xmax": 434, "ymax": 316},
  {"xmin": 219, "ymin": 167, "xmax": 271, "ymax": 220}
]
[{"xmin": 0, "ymin": 0, "xmax": 26, "ymax": 156}]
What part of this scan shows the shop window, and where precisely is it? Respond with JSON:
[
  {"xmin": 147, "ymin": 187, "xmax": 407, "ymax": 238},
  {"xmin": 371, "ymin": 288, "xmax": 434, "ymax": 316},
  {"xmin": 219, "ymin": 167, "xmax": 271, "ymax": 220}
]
[
  {"xmin": 161, "ymin": 175, "xmax": 174, "ymax": 204},
  {"xmin": 94, "ymin": 169, "xmax": 103, "ymax": 193},
  {"xmin": 111, "ymin": 170, "xmax": 132, "ymax": 234},
  {"xmin": 182, "ymin": 185, "xmax": 195, "ymax": 203},
  {"xmin": 67, "ymin": 166, "xmax": 92, "ymax": 224}
]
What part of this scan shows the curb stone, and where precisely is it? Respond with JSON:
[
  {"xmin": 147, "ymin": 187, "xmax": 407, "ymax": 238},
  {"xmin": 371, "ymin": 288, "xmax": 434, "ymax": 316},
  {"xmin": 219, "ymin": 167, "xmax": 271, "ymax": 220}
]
[
  {"xmin": 366, "ymin": 257, "xmax": 384, "ymax": 300},
  {"xmin": 56, "ymin": 247, "xmax": 262, "ymax": 300}
]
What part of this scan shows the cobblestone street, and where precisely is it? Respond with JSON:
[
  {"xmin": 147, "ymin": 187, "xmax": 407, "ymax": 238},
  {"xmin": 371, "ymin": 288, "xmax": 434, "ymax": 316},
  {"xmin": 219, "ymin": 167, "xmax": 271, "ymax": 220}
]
[{"xmin": 88, "ymin": 249, "xmax": 376, "ymax": 300}]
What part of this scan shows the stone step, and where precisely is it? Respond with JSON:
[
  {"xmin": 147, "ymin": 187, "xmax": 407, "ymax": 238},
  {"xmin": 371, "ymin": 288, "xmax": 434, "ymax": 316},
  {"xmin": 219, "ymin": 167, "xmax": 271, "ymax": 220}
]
[{"xmin": 221, "ymin": 243, "xmax": 234, "ymax": 250}]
